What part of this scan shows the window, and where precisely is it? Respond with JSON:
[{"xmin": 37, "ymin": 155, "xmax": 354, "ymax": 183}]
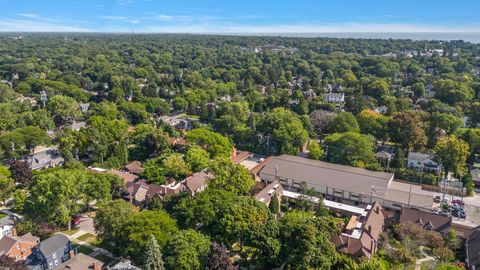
[
  {"xmin": 49, "ymin": 262, "xmax": 53, "ymax": 269},
  {"xmin": 54, "ymin": 259, "xmax": 58, "ymax": 266},
  {"xmin": 52, "ymin": 253, "xmax": 57, "ymax": 259}
]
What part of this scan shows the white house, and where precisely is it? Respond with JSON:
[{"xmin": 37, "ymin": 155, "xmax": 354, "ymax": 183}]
[
  {"xmin": 324, "ymin": 93, "xmax": 345, "ymax": 103},
  {"xmin": 407, "ymin": 152, "xmax": 441, "ymax": 175},
  {"xmin": 0, "ymin": 215, "xmax": 16, "ymax": 240}
]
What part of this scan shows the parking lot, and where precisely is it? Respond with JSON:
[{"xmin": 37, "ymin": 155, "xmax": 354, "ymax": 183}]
[{"xmin": 431, "ymin": 192, "xmax": 480, "ymax": 227}]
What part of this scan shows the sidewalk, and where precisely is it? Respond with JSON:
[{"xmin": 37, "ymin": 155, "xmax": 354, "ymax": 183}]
[{"xmin": 58, "ymin": 230, "xmax": 115, "ymax": 259}]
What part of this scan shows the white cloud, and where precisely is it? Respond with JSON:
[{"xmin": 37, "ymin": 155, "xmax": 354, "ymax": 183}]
[
  {"xmin": 155, "ymin": 15, "xmax": 173, "ymax": 21},
  {"xmin": 15, "ymin": 13, "xmax": 40, "ymax": 18},
  {"xmin": 127, "ymin": 20, "xmax": 140, "ymax": 24},
  {"xmin": 100, "ymin": 16, "xmax": 127, "ymax": 20},
  {"xmin": 0, "ymin": 18, "xmax": 93, "ymax": 32}
]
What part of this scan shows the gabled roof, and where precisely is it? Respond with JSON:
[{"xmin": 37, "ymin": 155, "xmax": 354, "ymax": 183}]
[
  {"xmin": 0, "ymin": 233, "xmax": 39, "ymax": 256},
  {"xmin": 407, "ymin": 152, "xmax": 433, "ymax": 162},
  {"xmin": 400, "ymin": 208, "xmax": 451, "ymax": 233},
  {"xmin": 183, "ymin": 172, "xmax": 211, "ymax": 193},
  {"xmin": 37, "ymin": 234, "xmax": 69, "ymax": 257},
  {"xmin": 254, "ymin": 180, "xmax": 283, "ymax": 204},
  {"xmin": 125, "ymin": 161, "xmax": 145, "ymax": 175},
  {"xmin": 231, "ymin": 151, "xmax": 251, "ymax": 165}
]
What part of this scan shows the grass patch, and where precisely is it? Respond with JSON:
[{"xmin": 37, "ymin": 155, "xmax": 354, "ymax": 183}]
[
  {"xmin": 77, "ymin": 233, "xmax": 97, "ymax": 244},
  {"xmin": 93, "ymin": 253, "xmax": 115, "ymax": 265},
  {"xmin": 60, "ymin": 229, "xmax": 79, "ymax": 236},
  {"xmin": 73, "ymin": 244, "xmax": 94, "ymax": 255},
  {"xmin": 0, "ymin": 212, "xmax": 8, "ymax": 219}
]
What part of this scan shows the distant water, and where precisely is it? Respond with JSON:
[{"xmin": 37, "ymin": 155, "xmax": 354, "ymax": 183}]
[{"xmin": 246, "ymin": 32, "xmax": 480, "ymax": 44}]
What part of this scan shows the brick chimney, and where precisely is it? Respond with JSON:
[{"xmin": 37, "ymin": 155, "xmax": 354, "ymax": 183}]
[
  {"xmin": 11, "ymin": 227, "xmax": 17, "ymax": 236},
  {"xmin": 232, "ymin": 147, "xmax": 237, "ymax": 157},
  {"xmin": 69, "ymin": 249, "xmax": 75, "ymax": 259},
  {"xmin": 93, "ymin": 260, "xmax": 101, "ymax": 270}
]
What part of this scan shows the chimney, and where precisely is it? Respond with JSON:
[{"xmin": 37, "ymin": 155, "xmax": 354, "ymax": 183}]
[
  {"xmin": 11, "ymin": 227, "xmax": 17, "ymax": 236},
  {"xmin": 69, "ymin": 249, "xmax": 75, "ymax": 259},
  {"xmin": 93, "ymin": 260, "xmax": 101, "ymax": 270},
  {"xmin": 370, "ymin": 239, "xmax": 376, "ymax": 254},
  {"xmin": 232, "ymin": 148, "xmax": 237, "ymax": 157}
]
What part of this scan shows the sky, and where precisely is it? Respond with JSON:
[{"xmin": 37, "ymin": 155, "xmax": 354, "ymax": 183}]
[{"xmin": 1, "ymin": 0, "xmax": 480, "ymax": 33}]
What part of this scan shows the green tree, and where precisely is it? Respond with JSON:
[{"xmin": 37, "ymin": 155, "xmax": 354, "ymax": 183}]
[
  {"xmin": 94, "ymin": 200, "xmax": 136, "ymax": 257},
  {"xmin": 209, "ymin": 158, "xmax": 254, "ymax": 196},
  {"xmin": 435, "ymin": 135, "xmax": 470, "ymax": 177},
  {"xmin": 185, "ymin": 145, "xmax": 210, "ymax": 172},
  {"xmin": 324, "ymin": 132, "xmax": 376, "ymax": 167},
  {"xmin": 357, "ymin": 109, "xmax": 389, "ymax": 141},
  {"xmin": 331, "ymin": 112, "xmax": 360, "ymax": 133},
  {"xmin": 164, "ymin": 229, "xmax": 211, "ymax": 270},
  {"xmin": 0, "ymin": 175, "xmax": 14, "ymax": 206},
  {"xmin": 126, "ymin": 210, "xmax": 178, "ymax": 262},
  {"xmin": 269, "ymin": 194, "xmax": 280, "ymax": 215},
  {"xmin": 143, "ymin": 235, "xmax": 165, "ymax": 270},
  {"xmin": 307, "ymin": 141, "xmax": 324, "ymax": 160},
  {"xmin": 366, "ymin": 79, "xmax": 390, "ymax": 99},
  {"xmin": 47, "ymin": 95, "xmax": 81, "ymax": 124},
  {"xmin": 434, "ymin": 79, "xmax": 474, "ymax": 104},
  {"xmin": 388, "ymin": 110, "xmax": 427, "ymax": 150},
  {"xmin": 467, "ymin": 102, "xmax": 480, "ymax": 128},
  {"xmin": 445, "ymin": 229, "xmax": 459, "ymax": 251},
  {"xmin": 186, "ymin": 129, "xmax": 233, "ymax": 158},
  {"xmin": 257, "ymin": 108, "xmax": 308, "ymax": 155},
  {"xmin": 163, "ymin": 154, "xmax": 190, "ymax": 180}
]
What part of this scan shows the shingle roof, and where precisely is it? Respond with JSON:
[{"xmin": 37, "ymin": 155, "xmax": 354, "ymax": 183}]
[
  {"xmin": 37, "ymin": 234, "xmax": 69, "ymax": 257},
  {"xmin": 125, "ymin": 161, "xmax": 145, "ymax": 175},
  {"xmin": 259, "ymin": 155, "xmax": 394, "ymax": 196},
  {"xmin": 254, "ymin": 180, "xmax": 283, "ymax": 204},
  {"xmin": 0, "ymin": 233, "xmax": 39, "ymax": 256},
  {"xmin": 183, "ymin": 172, "xmax": 211, "ymax": 193},
  {"xmin": 400, "ymin": 208, "xmax": 451, "ymax": 233},
  {"xmin": 57, "ymin": 252, "xmax": 103, "ymax": 270}
]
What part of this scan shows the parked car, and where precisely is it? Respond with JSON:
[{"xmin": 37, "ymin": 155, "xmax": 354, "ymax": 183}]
[
  {"xmin": 433, "ymin": 195, "xmax": 441, "ymax": 203},
  {"xmin": 451, "ymin": 199, "xmax": 465, "ymax": 206},
  {"xmin": 432, "ymin": 208, "xmax": 441, "ymax": 215},
  {"xmin": 440, "ymin": 209, "xmax": 451, "ymax": 217},
  {"xmin": 71, "ymin": 215, "xmax": 81, "ymax": 226}
]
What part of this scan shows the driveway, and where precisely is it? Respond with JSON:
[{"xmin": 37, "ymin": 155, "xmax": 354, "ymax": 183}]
[{"xmin": 76, "ymin": 213, "xmax": 96, "ymax": 235}]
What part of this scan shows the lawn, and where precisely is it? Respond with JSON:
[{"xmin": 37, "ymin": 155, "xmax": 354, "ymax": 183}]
[
  {"xmin": 0, "ymin": 212, "xmax": 8, "ymax": 219},
  {"xmin": 77, "ymin": 233, "xmax": 97, "ymax": 244},
  {"xmin": 73, "ymin": 244, "xmax": 94, "ymax": 255},
  {"xmin": 60, "ymin": 229, "xmax": 79, "ymax": 236}
]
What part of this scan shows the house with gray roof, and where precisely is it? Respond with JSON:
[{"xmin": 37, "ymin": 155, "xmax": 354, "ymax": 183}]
[
  {"xmin": 407, "ymin": 152, "xmax": 441, "ymax": 175},
  {"xmin": 26, "ymin": 234, "xmax": 72, "ymax": 270}
]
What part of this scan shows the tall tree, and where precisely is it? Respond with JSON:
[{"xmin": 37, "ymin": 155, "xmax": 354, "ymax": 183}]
[
  {"xmin": 209, "ymin": 158, "xmax": 254, "ymax": 196},
  {"xmin": 331, "ymin": 112, "xmax": 360, "ymax": 133},
  {"xmin": 324, "ymin": 132, "xmax": 376, "ymax": 167},
  {"xmin": 434, "ymin": 135, "xmax": 470, "ymax": 177},
  {"xmin": 205, "ymin": 242, "xmax": 233, "ymax": 270},
  {"xmin": 143, "ymin": 235, "xmax": 165, "ymax": 270},
  {"xmin": 9, "ymin": 160, "xmax": 32, "ymax": 186},
  {"xmin": 388, "ymin": 110, "xmax": 427, "ymax": 150}
]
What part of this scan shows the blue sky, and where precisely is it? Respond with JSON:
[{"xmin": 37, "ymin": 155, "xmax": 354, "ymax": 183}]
[{"xmin": 1, "ymin": 0, "xmax": 480, "ymax": 32}]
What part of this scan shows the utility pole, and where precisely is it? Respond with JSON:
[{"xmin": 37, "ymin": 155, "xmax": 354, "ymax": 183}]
[{"xmin": 407, "ymin": 185, "xmax": 412, "ymax": 208}]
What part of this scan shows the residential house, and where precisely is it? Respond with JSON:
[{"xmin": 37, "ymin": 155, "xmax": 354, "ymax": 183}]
[
  {"xmin": 66, "ymin": 121, "xmax": 86, "ymax": 132},
  {"xmin": 124, "ymin": 161, "xmax": 144, "ymax": 175},
  {"xmin": 26, "ymin": 146, "xmax": 64, "ymax": 171},
  {"xmin": 374, "ymin": 106, "xmax": 388, "ymax": 115},
  {"xmin": 79, "ymin": 103, "xmax": 90, "ymax": 113},
  {"xmin": 471, "ymin": 169, "xmax": 480, "ymax": 186},
  {"xmin": 375, "ymin": 151, "xmax": 393, "ymax": 166},
  {"xmin": 407, "ymin": 152, "xmax": 441, "ymax": 175},
  {"xmin": 124, "ymin": 179, "xmax": 184, "ymax": 205},
  {"xmin": 26, "ymin": 234, "xmax": 72, "ymax": 270},
  {"xmin": 324, "ymin": 93, "xmax": 345, "ymax": 103},
  {"xmin": 182, "ymin": 172, "xmax": 211, "ymax": 196},
  {"xmin": 57, "ymin": 252, "xmax": 103, "ymax": 270},
  {"xmin": 0, "ymin": 215, "xmax": 18, "ymax": 240},
  {"xmin": 0, "ymin": 232, "xmax": 39, "ymax": 261},
  {"xmin": 254, "ymin": 180, "xmax": 283, "ymax": 206},
  {"xmin": 257, "ymin": 155, "xmax": 434, "ymax": 211},
  {"xmin": 331, "ymin": 202, "xmax": 385, "ymax": 259},
  {"xmin": 466, "ymin": 227, "xmax": 480, "ymax": 269},
  {"xmin": 108, "ymin": 259, "xmax": 141, "ymax": 270},
  {"xmin": 159, "ymin": 115, "xmax": 198, "ymax": 131},
  {"xmin": 231, "ymin": 149, "xmax": 251, "ymax": 165},
  {"xmin": 399, "ymin": 208, "xmax": 451, "ymax": 233}
]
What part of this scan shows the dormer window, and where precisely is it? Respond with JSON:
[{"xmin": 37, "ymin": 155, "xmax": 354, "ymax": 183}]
[{"xmin": 52, "ymin": 253, "xmax": 57, "ymax": 259}]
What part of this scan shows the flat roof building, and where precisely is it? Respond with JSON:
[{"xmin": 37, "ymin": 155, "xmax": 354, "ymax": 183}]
[{"xmin": 257, "ymin": 155, "xmax": 433, "ymax": 211}]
